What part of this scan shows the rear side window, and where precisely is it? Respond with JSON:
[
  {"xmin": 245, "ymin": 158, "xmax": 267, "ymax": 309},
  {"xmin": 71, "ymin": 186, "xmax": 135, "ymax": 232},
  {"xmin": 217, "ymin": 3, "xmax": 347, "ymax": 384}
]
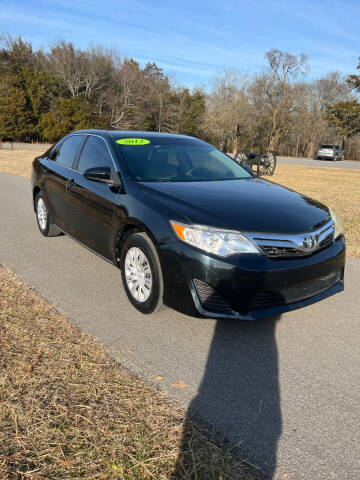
[
  {"xmin": 77, "ymin": 136, "xmax": 113, "ymax": 174},
  {"xmin": 49, "ymin": 147, "xmax": 59, "ymax": 160},
  {"xmin": 55, "ymin": 135, "xmax": 84, "ymax": 168}
]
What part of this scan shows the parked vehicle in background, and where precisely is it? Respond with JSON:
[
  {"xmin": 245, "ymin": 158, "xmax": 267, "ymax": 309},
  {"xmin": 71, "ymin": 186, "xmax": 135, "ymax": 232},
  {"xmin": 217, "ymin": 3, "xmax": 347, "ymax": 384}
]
[{"xmin": 316, "ymin": 145, "xmax": 344, "ymax": 161}]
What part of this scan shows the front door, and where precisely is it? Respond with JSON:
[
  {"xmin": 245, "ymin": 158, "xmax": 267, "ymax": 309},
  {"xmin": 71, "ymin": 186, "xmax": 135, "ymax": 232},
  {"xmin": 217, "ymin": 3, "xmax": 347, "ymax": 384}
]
[{"xmin": 66, "ymin": 135, "xmax": 117, "ymax": 260}]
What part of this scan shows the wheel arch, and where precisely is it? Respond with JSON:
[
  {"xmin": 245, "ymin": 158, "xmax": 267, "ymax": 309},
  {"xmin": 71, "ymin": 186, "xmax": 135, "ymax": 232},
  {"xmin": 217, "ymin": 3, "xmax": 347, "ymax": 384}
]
[
  {"xmin": 32, "ymin": 186, "xmax": 41, "ymax": 211},
  {"xmin": 114, "ymin": 221, "xmax": 160, "ymax": 267}
]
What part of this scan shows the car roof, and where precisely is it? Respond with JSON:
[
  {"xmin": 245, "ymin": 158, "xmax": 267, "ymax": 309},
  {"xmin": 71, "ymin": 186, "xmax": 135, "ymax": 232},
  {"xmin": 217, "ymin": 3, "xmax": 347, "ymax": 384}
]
[{"xmin": 74, "ymin": 129, "xmax": 204, "ymax": 144}]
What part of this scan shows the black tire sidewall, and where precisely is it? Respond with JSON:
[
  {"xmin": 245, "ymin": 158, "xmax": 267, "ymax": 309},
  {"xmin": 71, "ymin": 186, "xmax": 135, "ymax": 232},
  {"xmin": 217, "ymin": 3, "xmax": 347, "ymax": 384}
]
[
  {"xmin": 35, "ymin": 192, "xmax": 51, "ymax": 236},
  {"xmin": 120, "ymin": 233, "xmax": 163, "ymax": 314}
]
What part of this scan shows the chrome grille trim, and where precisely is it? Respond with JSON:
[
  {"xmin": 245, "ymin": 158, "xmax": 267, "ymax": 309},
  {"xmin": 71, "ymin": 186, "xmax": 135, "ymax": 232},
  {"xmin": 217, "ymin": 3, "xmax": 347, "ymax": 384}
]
[{"xmin": 246, "ymin": 219, "xmax": 335, "ymax": 258}]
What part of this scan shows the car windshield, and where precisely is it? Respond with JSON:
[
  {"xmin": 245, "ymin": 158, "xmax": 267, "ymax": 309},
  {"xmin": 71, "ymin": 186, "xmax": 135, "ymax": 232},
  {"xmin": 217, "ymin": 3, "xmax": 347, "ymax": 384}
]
[
  {"xmin": 320, "ymin": 145, "xmax": 335, "ymax": 149},
  {"xmin": 115, "ymin": 141, "xmax": 251, "ymax": 182}
]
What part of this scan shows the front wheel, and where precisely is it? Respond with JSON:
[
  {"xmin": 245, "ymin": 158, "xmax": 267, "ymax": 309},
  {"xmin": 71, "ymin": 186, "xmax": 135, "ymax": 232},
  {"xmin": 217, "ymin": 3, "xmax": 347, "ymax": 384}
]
[
  {"xmin": 35, "ymin": 192, "xmax": 62, "ymax": 237},
  {"xmin": 120, "ymin": 232, "xmax": 166, "ymax": 314}
]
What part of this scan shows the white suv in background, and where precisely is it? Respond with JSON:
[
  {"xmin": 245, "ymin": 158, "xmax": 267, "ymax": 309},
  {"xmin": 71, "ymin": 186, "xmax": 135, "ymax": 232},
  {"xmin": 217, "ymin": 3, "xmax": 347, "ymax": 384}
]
[{"xmin": 316, "ymin": 144, "xmax": 344, "ymax": 161}]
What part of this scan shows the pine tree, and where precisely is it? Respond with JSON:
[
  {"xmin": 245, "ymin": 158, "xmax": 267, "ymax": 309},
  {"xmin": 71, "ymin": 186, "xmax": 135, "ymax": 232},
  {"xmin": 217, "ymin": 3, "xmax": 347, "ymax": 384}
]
[
  {"xmin": 326, "ymin": 100, "xmax": 360, "ymax": 137},
  {"xmin": 327, "ymin": 57, "xmax": 360, "ymax": 139},
  {"xmin": 0, "ymin": 71, "xmax": 33, "ymax": 140},
  {"xmin": 39, "ymin": 97, "xmax": 108, "ymax": 141}
]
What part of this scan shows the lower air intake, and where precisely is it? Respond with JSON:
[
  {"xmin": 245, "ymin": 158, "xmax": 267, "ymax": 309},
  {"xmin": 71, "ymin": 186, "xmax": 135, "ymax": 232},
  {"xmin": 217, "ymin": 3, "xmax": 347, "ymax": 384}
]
[
  {"xmin": 193, "ymin": 279, "xmax": 233, "ymax": 314},
  {"xmin": 250, "ymin": 269, "xmax": 342, "ymax": 310}
]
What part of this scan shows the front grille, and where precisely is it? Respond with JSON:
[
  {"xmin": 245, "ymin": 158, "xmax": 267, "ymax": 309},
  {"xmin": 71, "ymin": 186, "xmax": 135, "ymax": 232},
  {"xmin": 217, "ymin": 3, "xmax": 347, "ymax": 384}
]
[
  {"xmin": 250, "ymin": 270, "xmax": 342, "ymax": 310},
  {"xmin": 248, "ymin": 220, "xmax": 335, "ymax": 259},
  {"xmin": 261, "ymin": 231, "xmax": 333, "ymax": 258},
  {"xmin": 261, "ymin": 246, "xmax": 307, "ymax": 258},
  {"xmin": 193, "ymin": 279, "xmax": 233, "ymax": 314},
  {"xmin": 318, "ymin": 232, "xmax": 333, "ymax": 249}
]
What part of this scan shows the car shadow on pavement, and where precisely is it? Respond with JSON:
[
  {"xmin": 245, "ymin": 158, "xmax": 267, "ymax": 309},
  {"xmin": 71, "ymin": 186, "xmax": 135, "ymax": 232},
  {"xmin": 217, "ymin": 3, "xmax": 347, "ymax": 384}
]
[{"xmin": 171, "ymin": 315, "xmax": 281, "ymax": 479}]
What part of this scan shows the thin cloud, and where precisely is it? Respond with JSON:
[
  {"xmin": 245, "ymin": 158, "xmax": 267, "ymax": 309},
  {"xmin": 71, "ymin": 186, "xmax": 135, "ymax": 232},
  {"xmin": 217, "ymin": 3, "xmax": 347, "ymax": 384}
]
[{"xmin": 0, "ymin": 0, "xmax": 358, "ymax": 85}]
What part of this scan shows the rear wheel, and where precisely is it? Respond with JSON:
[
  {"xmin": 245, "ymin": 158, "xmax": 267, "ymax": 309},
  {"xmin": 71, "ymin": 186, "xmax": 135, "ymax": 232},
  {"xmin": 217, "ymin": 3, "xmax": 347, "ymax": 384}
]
[
  {"xmin": 35, "ymin": 192, "xmax": 62, "ymax": 237},
  {"xmin": 120, "ymin": 232, "xmax": 166, "ymax": 314}
]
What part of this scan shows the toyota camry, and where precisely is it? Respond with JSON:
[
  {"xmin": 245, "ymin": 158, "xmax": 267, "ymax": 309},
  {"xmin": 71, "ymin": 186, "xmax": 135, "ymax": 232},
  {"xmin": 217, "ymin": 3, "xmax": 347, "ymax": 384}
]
[{"xmin": 31, "ymin": 130, "xmax": 345, "ymax": 320}]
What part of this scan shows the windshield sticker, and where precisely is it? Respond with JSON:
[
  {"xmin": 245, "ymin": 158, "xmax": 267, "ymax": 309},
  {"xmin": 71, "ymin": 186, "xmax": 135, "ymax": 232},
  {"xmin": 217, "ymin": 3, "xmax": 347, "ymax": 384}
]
[{"xmin": 116, "ymin": 138, "xmax": 150, "ymax": 146}]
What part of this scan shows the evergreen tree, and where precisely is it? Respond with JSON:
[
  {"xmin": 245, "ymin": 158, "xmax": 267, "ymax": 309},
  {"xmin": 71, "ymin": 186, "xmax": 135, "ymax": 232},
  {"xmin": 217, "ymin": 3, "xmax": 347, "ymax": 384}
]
[
  {"xmin": 326, "ymin": 100, "xmax": 360, "ymax": 137},
  {"xmin": 39, "ymin": 97, "xmax": 109, "ymax": 141},
  {"xmin": 0, "ymin": 70, "xmax": 33, "ymax": 140},
  {"xmin": 327, "ymin": 58, "xmax": 360, "ymax": 140}
]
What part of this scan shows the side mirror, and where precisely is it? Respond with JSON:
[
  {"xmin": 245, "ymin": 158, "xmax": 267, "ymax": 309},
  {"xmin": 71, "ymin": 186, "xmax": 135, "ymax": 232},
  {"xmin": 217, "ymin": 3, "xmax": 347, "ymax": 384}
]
[
  {"xmin": 242, "ymin": 165, "xmax": 254, "ymax": 176},
  {"xmin": 84, "ymin": 166, "xmax": 113, "ymax": 183}
]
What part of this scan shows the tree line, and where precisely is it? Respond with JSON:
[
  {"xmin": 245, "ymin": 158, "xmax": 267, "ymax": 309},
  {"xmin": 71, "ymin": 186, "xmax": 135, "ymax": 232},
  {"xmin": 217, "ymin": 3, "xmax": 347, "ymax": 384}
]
[{"xmin": 1, "ymin": 34, "xmax": 359, "ymax": 158}]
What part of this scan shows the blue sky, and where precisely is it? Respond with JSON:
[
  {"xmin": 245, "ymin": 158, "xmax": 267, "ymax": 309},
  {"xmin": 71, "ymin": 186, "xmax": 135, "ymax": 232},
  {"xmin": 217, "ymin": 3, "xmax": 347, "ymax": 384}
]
[{"xmin": 1, "ymin": 0, "xmax": 359, "ymax": 87}]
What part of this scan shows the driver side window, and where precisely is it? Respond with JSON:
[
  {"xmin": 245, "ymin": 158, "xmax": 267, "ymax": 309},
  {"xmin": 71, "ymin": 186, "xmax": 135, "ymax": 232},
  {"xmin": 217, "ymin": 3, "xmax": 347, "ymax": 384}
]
[{"xmin": 77, "ymin": 136, "xmax": 113, "ymax": 174}]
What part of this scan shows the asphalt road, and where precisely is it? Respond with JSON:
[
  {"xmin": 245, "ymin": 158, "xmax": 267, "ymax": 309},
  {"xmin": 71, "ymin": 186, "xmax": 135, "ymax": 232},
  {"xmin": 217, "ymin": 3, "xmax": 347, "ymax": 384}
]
[
  {"xmin": 278, "ymin": 155, "xmax": 360, "ymax": 170},
  {"xmin": 1, "ymin": 173, "xmax": 359, "ymax": 480}
]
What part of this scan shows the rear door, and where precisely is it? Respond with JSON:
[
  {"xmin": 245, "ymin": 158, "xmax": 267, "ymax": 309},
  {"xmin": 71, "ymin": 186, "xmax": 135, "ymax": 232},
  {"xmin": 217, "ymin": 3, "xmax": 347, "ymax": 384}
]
[
  {"xmin": 42, "ymin": 135, "xmax": 85, "ymax": 231},
  {"xmin": 65, "ymin": 135, "xmax": 117, "ymax": 259}
]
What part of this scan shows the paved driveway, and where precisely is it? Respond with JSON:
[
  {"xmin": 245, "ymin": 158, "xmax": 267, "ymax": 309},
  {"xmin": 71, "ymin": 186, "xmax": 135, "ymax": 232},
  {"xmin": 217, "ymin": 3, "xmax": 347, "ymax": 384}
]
[{"xmin": 1, "ymin": 173, "xmax": 359, "ymax": 480}]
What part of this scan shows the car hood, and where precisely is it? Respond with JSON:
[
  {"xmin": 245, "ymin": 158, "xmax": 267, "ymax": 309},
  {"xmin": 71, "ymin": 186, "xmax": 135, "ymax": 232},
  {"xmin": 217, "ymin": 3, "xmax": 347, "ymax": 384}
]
[{"xmin": 139, "ymin": 178, "xmax": 330, "ymax": 234}]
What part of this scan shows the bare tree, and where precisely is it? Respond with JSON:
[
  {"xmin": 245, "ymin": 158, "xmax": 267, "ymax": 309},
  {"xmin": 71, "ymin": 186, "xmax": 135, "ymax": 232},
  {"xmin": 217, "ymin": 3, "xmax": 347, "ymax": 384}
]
[
  {"xmin": 261, "ymin": 49, "xmax": 308, "ymax": 150},
  {"xmin": 202, "ymin": 68, "xmax": 253, "ymax": 152},
  {"xmin": 47, "ymin": 41, "xmax": 87, "ymax": 97},
  {"xmin": 2, "ymin": 34, "xmax": 358, "ymax": 157}
]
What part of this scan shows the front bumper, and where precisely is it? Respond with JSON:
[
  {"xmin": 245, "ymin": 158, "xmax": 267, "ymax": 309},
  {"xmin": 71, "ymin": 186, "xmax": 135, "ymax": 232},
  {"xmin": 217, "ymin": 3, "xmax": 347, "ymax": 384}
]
[{"xmin": 159, "ymin": 236, "xmax": 345, "ymax": 320}]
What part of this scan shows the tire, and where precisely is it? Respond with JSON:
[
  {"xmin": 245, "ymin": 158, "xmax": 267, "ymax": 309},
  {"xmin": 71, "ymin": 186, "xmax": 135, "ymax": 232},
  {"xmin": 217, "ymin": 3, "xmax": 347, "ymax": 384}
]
[
  {"xmin": 35, "ymin": 191, "xmax": 62, "ymax": 237},
  {"xmin": 120, "ymin": 232, "xmax": 166, "ymax": 314}
]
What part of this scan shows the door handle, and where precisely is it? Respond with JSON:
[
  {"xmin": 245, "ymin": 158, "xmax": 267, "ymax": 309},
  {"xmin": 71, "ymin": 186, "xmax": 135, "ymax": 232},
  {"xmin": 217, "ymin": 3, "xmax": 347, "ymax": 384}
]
[{"xmin": 66, "ymin": 178, "xmax": 75, "ymax": 191}]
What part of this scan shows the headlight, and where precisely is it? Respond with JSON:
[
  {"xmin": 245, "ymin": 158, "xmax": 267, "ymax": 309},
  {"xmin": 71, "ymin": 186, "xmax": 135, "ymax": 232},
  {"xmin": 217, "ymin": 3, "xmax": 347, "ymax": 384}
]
[
  {"xmin": 170, "ymin": 221, "xmax": 260, "ymax": 257},
  {"xmin": 330, "ymin": 209, "xmax": 343, "ymax": 239}
]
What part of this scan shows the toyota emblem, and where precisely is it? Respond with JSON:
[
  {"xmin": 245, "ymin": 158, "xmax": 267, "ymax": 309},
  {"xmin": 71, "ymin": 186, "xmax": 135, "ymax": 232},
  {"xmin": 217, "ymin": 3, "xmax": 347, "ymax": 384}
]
[{"xmin": 302, "ymin": 235, "xmax": 317, "ymax": 251}]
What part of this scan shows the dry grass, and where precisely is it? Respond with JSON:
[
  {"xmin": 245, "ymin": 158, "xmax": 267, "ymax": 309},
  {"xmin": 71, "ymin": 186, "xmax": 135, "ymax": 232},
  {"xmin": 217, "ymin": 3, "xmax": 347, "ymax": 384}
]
[
  {"xmin": 0, "ymin": 267, "xmax": 254, "ymax": 480},
  {"xmin": 0, "ymin": 149, "xmax": 359, "ymax": 256},
  {"xmin": 272, "ymin": 165, "xmax": 360, "ymax": 257},
  {"xmin": 0, "ymin": 149, "xmax": 45, "ymax": 178}
]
